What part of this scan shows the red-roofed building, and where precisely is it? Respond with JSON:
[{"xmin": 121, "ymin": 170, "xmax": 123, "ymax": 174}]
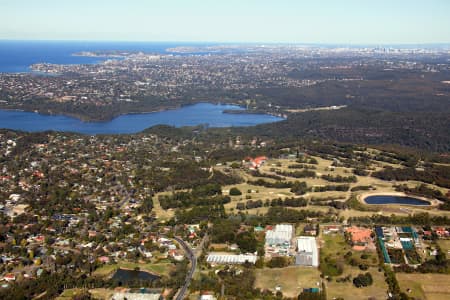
[
  {"xmin": 435, "ymin": 227, "xmax": 449, "ymax": 237},
  {"xmin": 98, "ymin": 256, "xmax": 110, "ymax": 263},
  {"xmin": 323, "ymin": 225, "xmax": 341, "ymax": 234},
  {"xmin": 346, "ymin": 227, "xmax": 373, "ymax": 251},
  {"xmin": 243, "ymin": 156, "xmax": 268, "ymax": 170},
  {"xmin": 169, "ymin": 249, "xmax": 184, "ymax": 261},
  {"xmin": 3, "ymin": 273, "xmax": 15, "ymax": 282},
  {"xmin": 34, "ymin": 235, "xmax": 45, "ymax": 243}
]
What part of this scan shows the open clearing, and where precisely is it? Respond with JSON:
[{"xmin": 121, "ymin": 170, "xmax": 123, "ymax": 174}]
[
  {"xmin": 56, "ymin": 289, "xmax": 83, "ymax": 300},
  {"xmin": 437, "ymin": 239, "xmax": 450, "ymax": 256},
  {"xmin": 326, "ymin": 267, "xmax": 388, "ymax": 300},
  {"xmin": 254, "ymin": 266, "xmax": 321, "ymax": 298},
  {"xmin": 89, "ymin": 288, "xmax": 114, "ymax": 300},
  {"xmin": 152, "ymin": 191, "xmax": 175, "ymax": 221},
  {"xmin": 397, "ymin": 273, "xmax": 450, "ymax": 300}
]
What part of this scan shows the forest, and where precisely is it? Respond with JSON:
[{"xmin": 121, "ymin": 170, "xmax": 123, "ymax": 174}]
[{"xmin": 372, "ymin": 165, "xmax": 450, "ymax": 188}]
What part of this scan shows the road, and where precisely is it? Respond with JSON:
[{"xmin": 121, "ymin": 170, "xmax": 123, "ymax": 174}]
[
  {"xmin": 174, "ymin": 236, "xmax": 197, "ymax": 300},
  {"xmin": 116, "ymin": 183, "xmax": 132, "ymax": 210}
]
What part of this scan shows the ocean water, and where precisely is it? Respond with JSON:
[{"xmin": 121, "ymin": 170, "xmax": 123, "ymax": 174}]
[{"xmin": 0, "ymin": 40, "xmax": 209, "ymax": 72}]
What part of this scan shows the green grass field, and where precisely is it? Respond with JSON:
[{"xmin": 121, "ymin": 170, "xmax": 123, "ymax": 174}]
[
  {"xmin": 397, "ymin": 273, "xmax": 450, "ymax": 300},
  {"xmin": 437, "ymin": 239, "xmax": 450, "ymax": 255},
  {"xmin": 326, "ymin": 267, "xmax": 388, "ymax": 300},
  {"xmin": 254, "ymin": 266, "xmax": 321, "ymax": 298}
]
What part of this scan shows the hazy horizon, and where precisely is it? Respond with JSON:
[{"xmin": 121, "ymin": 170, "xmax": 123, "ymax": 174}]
[
  {"xmin": 1, "ymin": 39, "xmax": 449, "ymax": 48},
  {"xmin": 1, "ymin": 0, "xmax": 449, "ymax": 44}
]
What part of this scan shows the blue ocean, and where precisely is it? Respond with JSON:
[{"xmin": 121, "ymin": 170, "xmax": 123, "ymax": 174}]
[{"xmin": 0, "ymin": 40, "xmax": 209, "ymax": 73}]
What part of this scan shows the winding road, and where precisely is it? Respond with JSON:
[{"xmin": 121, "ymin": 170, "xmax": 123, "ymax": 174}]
[{"xmin": 174, "ymin": 236, "xmax": 197, "ymax": 300}]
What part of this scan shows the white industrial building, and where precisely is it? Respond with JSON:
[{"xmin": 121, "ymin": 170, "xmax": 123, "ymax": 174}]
[
  {"xmin": 111, "ymin": 292, "xmax": 162, "ymax": 300},
  {"xmin": 295, "ymin": 236, "xmax": 319, "ymax": 267},
  {"xmin": 265, "ymin": 224, "xmax": 294, "ymax": 247},
  {"xmin": 206, "ymin": 253, "xmax": 258, "ymax": 265}
]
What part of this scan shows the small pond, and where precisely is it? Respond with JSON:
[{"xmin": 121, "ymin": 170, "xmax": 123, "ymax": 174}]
[
  {"xmin": 364, "ymin": 195, "xmax": 431, "ymax": 206},
  {"xmin": 111, "ymin": 268, "xmax": 161, "ymax": 285}
]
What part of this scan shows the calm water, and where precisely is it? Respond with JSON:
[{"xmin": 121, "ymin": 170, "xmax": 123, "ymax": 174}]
[
  {"xmin": 111, "ymin": 268, "xmax": 160, "ymax": 285},
  {"xmin": 0, "ymin": 40, "xmax": 212, "ymax": 72},
  {"xmin": 0, "ymin": 41, "xmax": 283, "ymax": 133},
  {"xmin": 364, "ymin": 195, "xmax": 430, "ymax": 206},
  {"xmin": 0, "ymin": 103, "xmax": 284, "ymax": 134}
]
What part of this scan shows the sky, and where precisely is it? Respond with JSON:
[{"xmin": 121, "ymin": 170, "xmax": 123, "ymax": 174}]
[{"xmin": 0, "ymin": 0, "xmax": 449, "ymax": 44}]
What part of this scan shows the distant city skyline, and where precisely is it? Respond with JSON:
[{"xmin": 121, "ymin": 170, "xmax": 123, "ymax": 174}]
[{"xmin": 1, "ymin": 0, "xmax": 450, "ymax": 44}]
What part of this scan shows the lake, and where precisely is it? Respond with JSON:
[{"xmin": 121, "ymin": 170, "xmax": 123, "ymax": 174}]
[
  {"xmin": 111, "ymin": 268, "xmax": 160, "ymax": 285},
  {"xmin": 0, "ymin": 103, "xmax": 284, "ymax": 134},
  {"xmin": 364, "ymin": 195, "xmax": 431, "ymax": 206}
]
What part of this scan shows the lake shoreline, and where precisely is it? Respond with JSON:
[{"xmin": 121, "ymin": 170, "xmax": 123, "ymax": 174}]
[
  {"xmin": 0, "ymin": 103, "xmax": 284, "ymax": 134},
  {"xmin": 0, "ymin": 104, "xmax": 186, "ymax": 123},
  {"xmin": 0, "ymin": 101, "xmax": 278, "ymax": 123}
]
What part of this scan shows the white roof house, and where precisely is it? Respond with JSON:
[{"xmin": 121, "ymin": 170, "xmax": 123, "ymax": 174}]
[{"xmin": 296, "ymin": 236, "xmax": 319, "ymax": 267}]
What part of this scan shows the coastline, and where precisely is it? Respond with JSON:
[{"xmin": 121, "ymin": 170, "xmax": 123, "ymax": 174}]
[{"xmin": 358, "ymin": 192, "xmax": 440, "ymax": 207}]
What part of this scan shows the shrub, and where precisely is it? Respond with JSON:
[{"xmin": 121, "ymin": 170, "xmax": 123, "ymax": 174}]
[
  {"xmin": 353, "ymin": 272, "xmax": 373, "ymax": 287},
  {"xmin": 229, "ymin": 187, "xmax": 242, "ymax": 196},
  {"xmin": 359, "ymin": 264, "xmax": 368, "ymax": 270},
  {"xmin": 267, "ymin": 257, "xmax": 290, "ymax": 268}
]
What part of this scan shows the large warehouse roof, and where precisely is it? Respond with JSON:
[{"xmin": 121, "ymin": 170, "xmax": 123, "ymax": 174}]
[
  {"xmin": 296, "ymin": 236, "xmax": 319, "ymax": 267},
  {"xmin": 206, "ymin": 253, "xmax": 257, "ymax": 264}
]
